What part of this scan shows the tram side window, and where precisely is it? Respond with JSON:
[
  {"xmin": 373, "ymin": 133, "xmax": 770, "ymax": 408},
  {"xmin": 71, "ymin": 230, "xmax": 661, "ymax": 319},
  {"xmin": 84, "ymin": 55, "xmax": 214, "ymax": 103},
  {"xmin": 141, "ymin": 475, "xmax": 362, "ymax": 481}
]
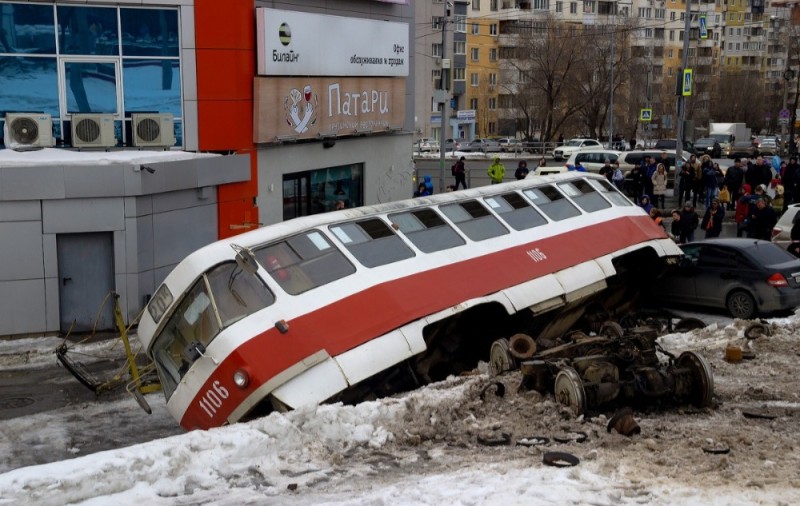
[
  {"xmin": 205, "ymin": 261, "xmax": 275, "ymax": 328},
  {"xmin": 330, "ymin": 219, "xmax": 415, "ymax": 268},
  {"xmin": 523, "ymin": 185, "xmax": 581, "ymax": 221},
  {"xmin": 254, "ymin": 230, "xmax": 356, "ymax": 295},
  {"xmin": 388, "ymin": 208, "xmax": 466, "ymax": 253},
  {"xmin": 557, "ymin": 180, "xmax": 611, "ymax": 213},
  {"xmin": 440, "ymin": 200, "xmax": 509, "ymax": 241},
  {"xmin": 587, "ymin": 178, "xmax": 632, "ymax": 207},
  {"xmin": 484, "ymin": 193, "xmax": 548, "ymax": 231}
]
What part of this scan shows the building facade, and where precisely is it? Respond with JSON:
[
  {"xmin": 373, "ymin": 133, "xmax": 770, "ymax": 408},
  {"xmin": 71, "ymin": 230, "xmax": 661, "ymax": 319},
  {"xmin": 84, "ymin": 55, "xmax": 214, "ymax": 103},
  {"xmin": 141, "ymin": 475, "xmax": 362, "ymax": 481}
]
[{"xmin": 0, "ymin": 0, "xmax": 414, "ymax": 336}]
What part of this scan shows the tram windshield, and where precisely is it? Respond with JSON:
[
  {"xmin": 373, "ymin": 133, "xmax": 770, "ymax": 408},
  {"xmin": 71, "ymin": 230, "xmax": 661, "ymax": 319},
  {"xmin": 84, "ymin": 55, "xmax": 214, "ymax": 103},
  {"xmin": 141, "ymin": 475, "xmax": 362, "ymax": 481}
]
[{"xmin": 151, "ymin": 261, "xmax": 275, "ymax": 398}]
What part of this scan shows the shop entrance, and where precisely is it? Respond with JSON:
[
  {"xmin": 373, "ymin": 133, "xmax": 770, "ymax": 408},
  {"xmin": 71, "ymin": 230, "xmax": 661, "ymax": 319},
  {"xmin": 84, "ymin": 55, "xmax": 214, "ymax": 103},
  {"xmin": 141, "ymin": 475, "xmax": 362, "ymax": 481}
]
[{"xmin": 282, "ymin": 163, "xmax": 364, "ymax": 220}]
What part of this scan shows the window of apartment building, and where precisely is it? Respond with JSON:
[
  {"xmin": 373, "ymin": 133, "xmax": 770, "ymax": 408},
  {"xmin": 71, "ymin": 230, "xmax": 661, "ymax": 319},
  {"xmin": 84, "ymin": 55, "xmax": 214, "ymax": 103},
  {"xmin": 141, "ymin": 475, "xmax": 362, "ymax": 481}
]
[
  {"xmin": 472, "ymin": 23, "xmax": 480, "ymax": 35},
  {"xmin": 715, "ymin": 14, "xmax": 720, "ymax": 23},
  {"xmin": 453, "ymin": 67, "xmax": 465, "ymax": 80},
  {"xmin": 714, "ymin": 32, "xmax": 719, "ymax": 41},
  {"xmin": 470, "ymin": 73, "xmax": 479, "ymax": 86},
  {"xmin": 471, "ymin": 48, "xmax": 480, "ymax": 61},
  {"xmin": 670, "ymin": 12, "xmax": 676, "ymax": 21},
  {"xmin": 655, "ymin": 28, "xmax": 664, "ymax": 39},
  {"xmin": 680, "ymin": 12, "xmax": 685, "ymax": 21},
  {"xmin": 737, "ymin": 28, "xmax": 742, "ymax": 36},
  {"xmin": 432, "ymin": 16, "xmax": 443, "ymax": 30},
  {"xmin": 655, "ymin": 8, "xmax": 665, "ymax": 18},
  {"xmin": 620, "ymin": 6, "xmax": 629, "ymax": 15},
  {"xmin": 432, "ymin": 43, "xmax": 442, "ymax": 57},
  {"xmin": 534, "ymin": 0, "xmax": 550, "ymax": 9},
  {"xmin": 728, "ymin": 27, "xmax": 733, "ymax": 36},
  {"xmin": 679, "ymin": 30, "xmax": 684, "ymax": 41},
  {"xmin": 727, "ymin": 42, "xmax": 733, "ymax": 50},
  {"xmin": 431, "ymin": 98, "xmax": 443, "ymax": 112},
  {"xmin": 736, "ymin": 43, "xmax": 740, "ymax": 50},
  {"xmin": 556, "ymin": 1, "xmax": 564, "ymax": 12},
  {"xmin": 499, "ymin": 95, "xmax": 513, "ymax": 108},
  {"xmin": 472, "ymin": 0, "xmax": 481, "ymax": 10},
  {"xmin": 489, "ymin": 73, "xmax": 497, "ymax": 85},
  {"xmin": 490, "ymin": 24, "xmax": 498, "ymax": 36},
  {"xmin": 488, "ymin": 122, "xmax": 496, "ymax": 135},
  {"xmin": 668, "ymin": 67, "xmax": 673, "ymax": 77},
  {"xmin": 470, "ymin": 98, "xmax": 478, "ymax": 110},
  {"xmin": 432, "ymin": 69, "xmax": 441, "ymax": 87},
  {"xmin": 489, "ymin": 48, "xmax": 497, "ymax": 61},
  {"xmin": 518, "ymin": 69, "xmax": 528, "ymax": 82},
  {"xmin": 668, "ymin": 49, "xmax": 673, "ymax": 58},
  {"xmin": 669, "ymin": 30, "xmax": 674, "ymax": 41},
  {"xmin": 499, "ymin": 46, "xmax": 516, "ymax": 59},
  {"xmin": 455, "ymin": 41, "xmax": 466, "ymax": 54},
  {"xmin": 726, "ymin": 57, "xmax": 731, "ymax": 65},
  {"xmin": 583, "ymin": 1, "xmax": 596, "ymax": 13},
  {"xmin": 488, "ymin": 98, "xmax": 497, "ymax": 110},
  {"xmin": 644, "ymin": 28, "xmax": 653, "ymax": 38},
  {"xmin": 491, "ymin": 0, "xmax": 499, "ymax": 10},
  {"xmin": 454, "ymin": 16, "xmax": 466, "ymax": 33},
  {"xmin": 570, "ymin": 2, "xmax": 578, "ymax": 14}
]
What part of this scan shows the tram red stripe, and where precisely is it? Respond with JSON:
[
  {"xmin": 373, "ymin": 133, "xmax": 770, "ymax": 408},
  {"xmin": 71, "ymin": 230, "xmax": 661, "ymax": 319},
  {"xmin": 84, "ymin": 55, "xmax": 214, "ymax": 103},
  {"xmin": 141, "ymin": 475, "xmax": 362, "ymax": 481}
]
[{"xmin": 180, "ymin": 214, "xmax": 665, "ymax": 429}]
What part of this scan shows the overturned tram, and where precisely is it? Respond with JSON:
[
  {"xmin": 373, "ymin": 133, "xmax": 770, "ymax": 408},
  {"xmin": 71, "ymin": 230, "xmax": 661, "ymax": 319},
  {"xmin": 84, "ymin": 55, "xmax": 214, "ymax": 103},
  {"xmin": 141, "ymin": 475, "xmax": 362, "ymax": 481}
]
[{"xmin": 137, "ymin": 172, "xmax": 694, "ymax": 430}]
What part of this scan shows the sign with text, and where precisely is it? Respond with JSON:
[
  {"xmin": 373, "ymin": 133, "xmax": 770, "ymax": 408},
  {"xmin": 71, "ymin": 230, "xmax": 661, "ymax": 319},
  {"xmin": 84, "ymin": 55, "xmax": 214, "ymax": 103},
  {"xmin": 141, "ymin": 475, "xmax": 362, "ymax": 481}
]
[
  {"xmin": 253, "ymin": 77, "xmax": 406, "ymax": 143},
  {"xmin": 256, "ymin": 8, "xmax": 409, "ymax": 77}
]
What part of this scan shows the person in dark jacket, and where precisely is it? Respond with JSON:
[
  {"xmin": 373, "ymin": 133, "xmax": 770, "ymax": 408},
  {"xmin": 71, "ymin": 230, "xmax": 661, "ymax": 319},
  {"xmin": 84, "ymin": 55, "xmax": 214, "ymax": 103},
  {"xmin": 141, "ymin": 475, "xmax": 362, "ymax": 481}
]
[
  {"xmin": 639, "ymin": 194, "xmax": 654, "ymax": 215},
  {"xmin": 701, "ymin": 156, "xmax": 717, "ymax": 208},
  {"xmin": 722, "ymin": 158, "xmax": 745, "ymax": 211},
  {"xmin": 700, "ymin": 198, "xmax": 725, "ymax": 238},
  {"xmin": 747, "ymin": 197, "xmax": 777, "ymax": 240},
  {"xmin": 677, "ymin": 161, "xmax": 694, "ymax": 205},
  {"xmin": 453, "ymin": 156, "xmax": 468, "ymax": 190},
  {"xmin": 628, "ymin": 164, "xmax": 644, "ymax": 199},
  {"xmin": 514, "ymin": 160, "xmax": 529, "ymax": 180},
  {"xmin": 670, "ymin": 209, "xmax": 687, "ymax": 243},
  {"xmin": 787, "ymin": 211, "xmax": 800, "ymax": 257},
  {"xmin": 679, "ymin": 201, "xmax": 700, "ymax": 243}
]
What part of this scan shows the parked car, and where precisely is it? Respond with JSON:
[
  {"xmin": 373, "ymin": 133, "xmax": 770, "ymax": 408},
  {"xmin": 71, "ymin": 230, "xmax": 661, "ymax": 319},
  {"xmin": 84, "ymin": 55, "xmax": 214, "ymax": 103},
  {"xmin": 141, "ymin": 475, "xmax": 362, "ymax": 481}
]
[
  {"xmin": 552, "ymin": 138, "xmax": 603, "ymax": 161},
  {"xmin": 443, "ymin": 138, "xmax": 462, "ymax": 152},
  {"xmin": 654, "ymin": 139, "xmax": 694, "ymax": 152},
  {"xmin": 650, "ymin": 239, "xmax": 800, "ymax": 319},
  {"xmin": 464, "ymin": 138, "xmax": 502, "ymax": 153},
  {"xmin": 497, "ymin": 137, "xmax": 523, "ymax": 153},
  {"xmin": 757, "ymin": 138, "xmax": 778, "ymax": 157},
  {"xmin": 727, "ymin": 141, "xmax": 757, "ymax": 159},
  {"xmin": 565, "ymin": 149, "xmax": 622, "ymax": 173},
  {"xmin": 693, "ymin": 137, "xmax": 722, "ymax": 158},
  {"xmin": 414, "ymin": 138, "xmax": 440, "ymax": 153},
  {"xmin": 771, "ymin": 203, "xmax": 800, "ymax": 248}
]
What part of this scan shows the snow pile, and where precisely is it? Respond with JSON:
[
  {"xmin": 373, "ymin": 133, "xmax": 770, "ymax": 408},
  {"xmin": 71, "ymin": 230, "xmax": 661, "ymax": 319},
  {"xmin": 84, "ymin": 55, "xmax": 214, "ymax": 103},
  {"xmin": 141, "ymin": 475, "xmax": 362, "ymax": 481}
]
[
  {"xmin": 0, "ymin": 147, "xmax": 218, "ymax": 167},
  {"xmin": 1, "ymin": 314, "xmax": 800, "ymax": 505}
]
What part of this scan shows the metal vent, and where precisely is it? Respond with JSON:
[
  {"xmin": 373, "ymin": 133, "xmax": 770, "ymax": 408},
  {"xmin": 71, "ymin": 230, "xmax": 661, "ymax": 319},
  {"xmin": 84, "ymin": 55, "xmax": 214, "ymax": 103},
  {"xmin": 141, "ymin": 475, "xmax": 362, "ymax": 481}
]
[
  {"xmin": 75, "ymin": 118, "xmax": 101, "ymax": 143},
  {"xmin": 9, "ymin": 117, "xmax": 39, "ymax": 144},
  {"xmin": 135, "ymin": 117, "xmax": 161, "ymax": 143}
]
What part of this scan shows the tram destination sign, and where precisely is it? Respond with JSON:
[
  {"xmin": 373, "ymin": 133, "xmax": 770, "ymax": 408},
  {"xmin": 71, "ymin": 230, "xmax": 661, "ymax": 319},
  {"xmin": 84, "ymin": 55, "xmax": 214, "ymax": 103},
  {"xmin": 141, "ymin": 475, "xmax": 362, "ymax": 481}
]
[{"xmin": 256, "ymin": 8, "xmax": 409, "ymax": 77}]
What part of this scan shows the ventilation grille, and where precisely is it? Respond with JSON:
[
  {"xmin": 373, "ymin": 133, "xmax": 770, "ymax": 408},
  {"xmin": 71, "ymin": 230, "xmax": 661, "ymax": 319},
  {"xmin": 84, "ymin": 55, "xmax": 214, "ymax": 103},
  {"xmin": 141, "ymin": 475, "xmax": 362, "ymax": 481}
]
[
  {"xmin": 75, "ymin": 117, "xmax": 101, "ymax": 143},
  {"xmin": 136, "ymin": 117, "xmax": 161, "ymax": 143}
]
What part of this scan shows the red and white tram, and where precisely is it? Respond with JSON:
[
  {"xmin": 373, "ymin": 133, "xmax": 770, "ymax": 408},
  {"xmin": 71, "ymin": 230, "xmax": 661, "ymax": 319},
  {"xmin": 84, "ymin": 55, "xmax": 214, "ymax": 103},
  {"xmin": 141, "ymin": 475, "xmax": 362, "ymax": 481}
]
[{"xmin": 137, "ymin": 172, "xmax": 682, "ymax": 430}]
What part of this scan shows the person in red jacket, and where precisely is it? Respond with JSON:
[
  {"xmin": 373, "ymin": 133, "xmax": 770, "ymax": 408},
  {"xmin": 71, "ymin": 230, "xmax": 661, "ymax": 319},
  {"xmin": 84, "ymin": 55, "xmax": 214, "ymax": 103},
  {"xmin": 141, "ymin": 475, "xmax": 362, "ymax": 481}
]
[{"xmin": 735, "ymin": 184, "xmax": 755, "ymax": 237}]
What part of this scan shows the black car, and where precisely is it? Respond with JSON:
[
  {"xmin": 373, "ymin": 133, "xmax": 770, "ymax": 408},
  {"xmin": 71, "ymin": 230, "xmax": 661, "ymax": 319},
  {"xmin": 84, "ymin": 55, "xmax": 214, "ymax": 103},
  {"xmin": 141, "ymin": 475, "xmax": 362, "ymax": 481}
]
[
  {"xmin": 693, "ymin": 137, "xmax": 722, "ymax": 158},
  {"xmin": 652, "ymin": 239, "xmax": 800, "ymax": 319},
  {"xmin": 654, "ymin": 139, "xmax": 694, "ymax": 152}
]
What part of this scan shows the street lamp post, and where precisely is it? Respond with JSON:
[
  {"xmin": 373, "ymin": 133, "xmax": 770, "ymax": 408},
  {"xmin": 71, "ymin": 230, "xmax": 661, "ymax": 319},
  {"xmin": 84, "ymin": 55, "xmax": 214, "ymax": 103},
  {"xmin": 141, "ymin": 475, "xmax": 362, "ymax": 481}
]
[
  {"xmin": 789, "ymin": 69, "xmax": 799, "ymax": 157},
  {"xmin": 783, "ymin": 68, "xmax": 794, "ymax": 140}
]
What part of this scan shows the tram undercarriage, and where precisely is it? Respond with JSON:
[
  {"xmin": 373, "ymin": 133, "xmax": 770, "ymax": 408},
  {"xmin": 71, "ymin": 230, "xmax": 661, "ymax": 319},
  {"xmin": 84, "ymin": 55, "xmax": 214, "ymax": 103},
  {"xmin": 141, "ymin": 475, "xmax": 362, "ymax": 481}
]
[{"xmin": 271, "ymin": 246, "xmax": 713, "ymax": 419}]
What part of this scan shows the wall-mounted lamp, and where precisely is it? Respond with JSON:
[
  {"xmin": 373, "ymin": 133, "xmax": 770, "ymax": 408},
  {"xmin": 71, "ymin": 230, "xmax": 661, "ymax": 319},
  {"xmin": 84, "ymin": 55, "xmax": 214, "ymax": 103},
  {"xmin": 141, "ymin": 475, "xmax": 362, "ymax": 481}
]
[{"xmin": 323, "ymin": 140, "xmax": 336, "ymax": 149}]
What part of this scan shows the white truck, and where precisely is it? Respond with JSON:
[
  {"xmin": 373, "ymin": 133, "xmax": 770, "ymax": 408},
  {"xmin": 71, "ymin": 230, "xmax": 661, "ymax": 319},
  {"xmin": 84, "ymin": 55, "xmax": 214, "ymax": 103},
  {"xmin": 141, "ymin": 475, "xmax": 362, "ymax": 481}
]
[{"xmin": 708, "ymin": 123, "xmax": 751, "ymax": 154}]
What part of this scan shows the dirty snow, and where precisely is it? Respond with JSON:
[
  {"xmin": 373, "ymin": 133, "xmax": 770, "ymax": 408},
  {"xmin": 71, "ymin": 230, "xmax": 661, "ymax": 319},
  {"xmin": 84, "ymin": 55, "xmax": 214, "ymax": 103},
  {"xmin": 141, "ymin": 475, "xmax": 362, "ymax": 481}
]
[{"xmin": 1, "ymin": 314, "xmax": 799, "ymax": 505}]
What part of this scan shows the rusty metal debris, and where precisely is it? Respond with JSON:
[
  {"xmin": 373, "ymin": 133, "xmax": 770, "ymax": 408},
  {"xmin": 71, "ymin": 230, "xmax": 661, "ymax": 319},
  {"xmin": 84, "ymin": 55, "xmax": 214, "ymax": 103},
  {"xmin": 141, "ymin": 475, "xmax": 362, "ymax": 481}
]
[
  {"xmin": 542, "ymin": 451, "xmax": 580, "ymax": 467},
  {"xmin": 492, "ymin": 315, "xmax": 715, "ymax": 417},
  {"xmin": 479, "ymin": 381, "xmax": 506, "ymax": 401},
  {"xmin": 607, "ymin": 408, "xmax": 641, "ymax": 436}
]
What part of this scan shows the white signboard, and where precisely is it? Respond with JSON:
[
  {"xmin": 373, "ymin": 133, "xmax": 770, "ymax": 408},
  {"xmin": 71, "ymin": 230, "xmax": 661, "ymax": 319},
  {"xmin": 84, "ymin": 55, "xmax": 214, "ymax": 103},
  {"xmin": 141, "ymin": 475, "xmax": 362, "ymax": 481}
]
[
  {"xmin": 256, "ymin": 8, "xmax": 409, "ymax": 77},
  {"xmin": 457, "ymin": 110, "xmax": 476, "ymax": 121}
]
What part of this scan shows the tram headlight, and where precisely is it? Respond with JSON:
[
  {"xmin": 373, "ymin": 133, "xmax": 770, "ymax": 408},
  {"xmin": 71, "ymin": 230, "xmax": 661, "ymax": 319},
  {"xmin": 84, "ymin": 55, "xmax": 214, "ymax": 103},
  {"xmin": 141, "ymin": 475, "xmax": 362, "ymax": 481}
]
[{"xmin": 233, "ymin": 369, "xmax": 250, "ymax": 389}]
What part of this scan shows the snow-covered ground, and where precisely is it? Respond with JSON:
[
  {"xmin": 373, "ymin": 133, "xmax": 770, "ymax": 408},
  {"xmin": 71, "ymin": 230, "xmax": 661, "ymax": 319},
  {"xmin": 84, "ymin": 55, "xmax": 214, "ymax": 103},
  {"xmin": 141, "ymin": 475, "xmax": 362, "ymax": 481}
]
[{"xmin": 1, "ymin": 315, "xmax": 799, "ymax": 505}]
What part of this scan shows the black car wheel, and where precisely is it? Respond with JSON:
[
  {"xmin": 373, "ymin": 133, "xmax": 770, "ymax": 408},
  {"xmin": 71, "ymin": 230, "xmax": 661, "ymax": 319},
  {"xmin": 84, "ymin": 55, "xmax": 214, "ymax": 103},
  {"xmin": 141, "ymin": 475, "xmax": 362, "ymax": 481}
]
[{"xmin": 726, "ymin": 290, "xmax": 756, "ymax": 319}]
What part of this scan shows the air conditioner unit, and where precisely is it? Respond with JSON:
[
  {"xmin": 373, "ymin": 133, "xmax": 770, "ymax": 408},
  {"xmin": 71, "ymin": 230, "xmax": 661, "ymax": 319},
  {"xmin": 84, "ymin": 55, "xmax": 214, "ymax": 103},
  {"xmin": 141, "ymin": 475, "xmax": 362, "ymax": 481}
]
[
  {"xmin": 131, "ymin": 113, "xmax": 175, "ymax": 148},
  {"xmin": 3, "ymin": 113, "xmax": 56, "ymax": 150},
  {"xmin": 71, "ymin": 114, "xmax": 116, "ymax": 149}
]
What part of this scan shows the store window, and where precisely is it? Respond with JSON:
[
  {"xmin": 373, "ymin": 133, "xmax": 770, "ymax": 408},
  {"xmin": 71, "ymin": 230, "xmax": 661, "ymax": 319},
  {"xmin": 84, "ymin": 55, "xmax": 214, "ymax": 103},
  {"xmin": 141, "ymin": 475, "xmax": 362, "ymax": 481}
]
[
  {"xmin": 282, "ymin": 163, "xmax": 364, "ymax": 220},
  {"xmin": 0, "ymin": 2, "xmax": 182, "ymax": 148}
]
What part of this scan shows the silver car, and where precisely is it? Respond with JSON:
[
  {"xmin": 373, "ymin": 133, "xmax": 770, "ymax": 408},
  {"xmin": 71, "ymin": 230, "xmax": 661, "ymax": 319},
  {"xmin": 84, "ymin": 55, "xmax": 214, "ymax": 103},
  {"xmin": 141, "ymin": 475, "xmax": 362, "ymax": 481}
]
[{"xmin": 465, "ymin": 138, "xmax": 502, "ymax": 153}]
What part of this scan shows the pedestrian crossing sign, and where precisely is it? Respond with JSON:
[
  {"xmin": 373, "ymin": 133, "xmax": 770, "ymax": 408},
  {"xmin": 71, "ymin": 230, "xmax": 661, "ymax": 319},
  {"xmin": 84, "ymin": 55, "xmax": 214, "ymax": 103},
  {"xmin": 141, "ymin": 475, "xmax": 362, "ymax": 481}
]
[
  {"xmin": 640, "ymin": 108, "xmax": 652, "ymax": 122},
  {"xmin": 682, "ymin": 68, "xmax": 693, "ymax": 97},
  {"xmin": 699, "ymin": 15, "xmax": 708, "ymax": 40}
]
